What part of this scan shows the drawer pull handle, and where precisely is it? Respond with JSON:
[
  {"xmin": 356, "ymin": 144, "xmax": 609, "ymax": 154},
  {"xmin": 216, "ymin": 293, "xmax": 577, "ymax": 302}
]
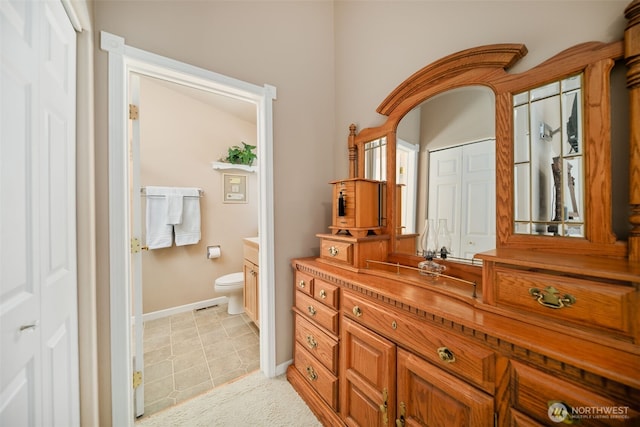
[
  {"xmin": 380, "ymin": 388, "xmax": 389, "ymax": 426},
  {"xmin": 391, "ymin": 320, "xmax": 397, "ymax": 330},
  {"xmin": 352, "ymin": 306, "xmax": 362, "ymax": 317},
  {"xmin": 529, "ymin": 286, "xmax": 576, "ymax": 309},
  {"xmin": 328, "ymin": 246, "xmax": 339, "ymax": 257},
  {"xmin": 319, "ymin": 289, "xmax": 327, "ymax": 299},
  {"xmin": 306, "ymin": 366, "xmax": 317, "ymax": 381},
  {"xmin": 307, "ymin": 305, "xmax": 317, "ymax": 316},
  {"xmin": 437, "ymin": 347, "xmax": 456, "ymax": 363},
  {"xmin": 306, "ymin": 334, "xmax": 318, "ymax": 349},
  {"xmin": 298, "ymin": 280, "xmax": 306, "ymax": 289},
  {"xmin": 396, "ymin": 401, "xmax": 406, "ymax": 427}
]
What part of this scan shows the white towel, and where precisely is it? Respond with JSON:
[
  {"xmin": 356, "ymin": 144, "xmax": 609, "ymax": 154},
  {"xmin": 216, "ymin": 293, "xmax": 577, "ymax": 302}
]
[
  {"xmin": 145, "ymin": 187, "xmax": 173, "ymax": 249},
  {"xmin": 166, "ymin": 194, "xmax": 184, "ymax": 225},
  {"xmin": 175, "ymin": 195, "xmax": 201, "ymax": 246}
]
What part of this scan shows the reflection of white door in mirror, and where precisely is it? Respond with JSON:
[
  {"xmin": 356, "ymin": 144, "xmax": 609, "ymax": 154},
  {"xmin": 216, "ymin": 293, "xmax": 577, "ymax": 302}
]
[
  {"xmin": 396, "ymin": 139, "xmax": 419, "ymax": 234},
  {"xmin": 428, "ymin": 139, "xmax": 495, "ymax": 259}
]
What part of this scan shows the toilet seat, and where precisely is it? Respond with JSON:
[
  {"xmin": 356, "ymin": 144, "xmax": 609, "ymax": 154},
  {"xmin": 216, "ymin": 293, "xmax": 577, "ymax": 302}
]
[{"xmin": 215, "ymin": 272, "xmax": 244, "ymax": 288}]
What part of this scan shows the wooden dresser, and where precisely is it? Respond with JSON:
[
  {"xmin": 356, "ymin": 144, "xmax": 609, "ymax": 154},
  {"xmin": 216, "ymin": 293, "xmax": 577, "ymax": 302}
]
[
  {"xmin": 288, "ymin": 2, "xmax": 640, "ymax": 425},
  {"xmin": 287, "ymin": 257, "xmax": 640, "ymax": 426}
]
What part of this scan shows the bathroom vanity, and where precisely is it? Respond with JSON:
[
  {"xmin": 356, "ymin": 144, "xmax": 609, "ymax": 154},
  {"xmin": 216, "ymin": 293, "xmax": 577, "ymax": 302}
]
[
  {"xmin": 243, "ymin": 237, "xmax": 259, "ymax": 327},
  {"xmin": 287, "ymin": 2, "xmax": 640, "ymax": 426}
]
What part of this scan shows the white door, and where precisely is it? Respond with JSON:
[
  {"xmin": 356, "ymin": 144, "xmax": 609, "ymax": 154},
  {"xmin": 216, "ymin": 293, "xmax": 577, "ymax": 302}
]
[
  {"xmin": 460, "ymin": 140, "xmax": 495, "ymax": 259},
  {"xmin": 397, "ymin": 139, "xmax": 419, "ymax": 234},
  {"xmin": 428, "ymin": 140, "xmax": 495, "ymax": 259},
  {"xmin": 1, "ymin": 1, "xmax": 79, "ymax": 426},
  {"xmin": 428, "ymin": 147, "xmax": 462, "ymax": 256}
]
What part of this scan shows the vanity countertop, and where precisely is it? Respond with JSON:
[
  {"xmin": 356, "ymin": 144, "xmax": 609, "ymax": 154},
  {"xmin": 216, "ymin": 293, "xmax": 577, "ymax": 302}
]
[{"xmin": 243, "ymin": 236, "xmax": 259, "ymax": 247}]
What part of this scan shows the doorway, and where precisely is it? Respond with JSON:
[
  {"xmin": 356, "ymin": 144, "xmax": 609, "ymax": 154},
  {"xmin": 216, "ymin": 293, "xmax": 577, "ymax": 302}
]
[
  {"xmin": 131, "ymin": 73, "xmax": 262, "ymax": 418},
  {"xmin": 101, "ymin": 31, "xmax": 277, "ymax": 427}
]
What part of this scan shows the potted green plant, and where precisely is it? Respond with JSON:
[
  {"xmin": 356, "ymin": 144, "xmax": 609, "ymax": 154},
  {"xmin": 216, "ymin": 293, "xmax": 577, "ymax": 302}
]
[{"xmin": 221, "ymin": 142, "xmax": 257, "ymax": 166}]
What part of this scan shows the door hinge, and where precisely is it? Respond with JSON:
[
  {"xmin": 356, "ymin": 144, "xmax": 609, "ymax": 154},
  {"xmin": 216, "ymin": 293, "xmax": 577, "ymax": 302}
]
[
  {"xmin": 494, "ymin": 412, "xmax": 498, "ymax": 427},
  {"xmin": 133, "ymin": 370, "xmax": 143, "ymax": 389},
  {"xmin": 129, "ymin": 104, "xmax": 139, "ymax": 120},
  {"xmin": 131, "ymin": 237, "xmax": 141, "ymax": 253},
  {"xmin": 131, "ymin": 237, "xmax": 148, "ymax": 254}
]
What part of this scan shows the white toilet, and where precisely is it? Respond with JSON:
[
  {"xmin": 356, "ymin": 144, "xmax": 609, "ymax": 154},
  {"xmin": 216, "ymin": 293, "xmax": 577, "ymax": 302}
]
[{"xmin": 214, "ymin": 272, "xmax": 245, "ymax": 315}]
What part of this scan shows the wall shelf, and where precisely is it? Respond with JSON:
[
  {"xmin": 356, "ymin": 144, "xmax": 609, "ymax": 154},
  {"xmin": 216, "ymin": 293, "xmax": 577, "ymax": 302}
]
[{"xmin": 211, "ymin": 161, "xmax": 257, "ymax": 173}]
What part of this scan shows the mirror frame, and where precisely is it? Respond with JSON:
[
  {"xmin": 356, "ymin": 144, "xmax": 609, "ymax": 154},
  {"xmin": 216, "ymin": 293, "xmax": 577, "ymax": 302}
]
[{"xmin": 352, "ymin": 41, "xmax": 628, "ymax": 264}]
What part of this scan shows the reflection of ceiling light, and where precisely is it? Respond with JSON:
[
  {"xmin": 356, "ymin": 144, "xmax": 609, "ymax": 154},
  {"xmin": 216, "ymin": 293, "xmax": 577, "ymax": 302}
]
[{"xmin": 539, "ymin": 122, "xmax": 559, "ymax": 141}]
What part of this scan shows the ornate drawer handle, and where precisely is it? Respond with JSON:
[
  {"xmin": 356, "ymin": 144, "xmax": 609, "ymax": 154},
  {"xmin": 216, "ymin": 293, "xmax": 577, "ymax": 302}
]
[
  {"xmin": 352, "ymin": 306, "xmax": 362, "ymax": 317},
  {"xmin": 529, "ymin": 286, "xmax": 576, "ymax": 309},
  {"xmin": 307, "ymin": 305, "xmax": 317, "ymax": 316},
  {"xmin": 328, "ymin": 246, "xmax": 339, "ymax": 257},
  {"xmin": 298, "ymin": 280, "xmax": 306, "ymax": 289},
  {"xmin": 306, "ymin": 334, "xmax": 318, "ymax": 349},
  {"xmin": 437, "ymin": 347, "xmax": 456, "ymax": 363},
  {"xmin": 306, "ymin": 366, "xmax": 318, "ymax": 381},
  {"xmin": 396, "ymin": 401, "xmax": 406, "ymax": 427},
  {"xmin": 319, "ymin": 289, "xmax": 327, "ymax": 299}
]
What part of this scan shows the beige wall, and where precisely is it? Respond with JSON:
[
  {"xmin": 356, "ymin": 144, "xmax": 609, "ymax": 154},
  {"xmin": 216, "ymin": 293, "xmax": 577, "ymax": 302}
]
[
  {"xmin": 93, "ymin": 2, "xmax": 335, "ymax": 424},
  {"xmin": 91, "ymin": 1, "xmax": 629, "ymax": 424},
  {"xmin": 138, "ymin": 77, "xmax": 258, "ymax": 313},
  {"xmin": 333, "ymin": 1, "xmax": 629, "ymax": 173}
]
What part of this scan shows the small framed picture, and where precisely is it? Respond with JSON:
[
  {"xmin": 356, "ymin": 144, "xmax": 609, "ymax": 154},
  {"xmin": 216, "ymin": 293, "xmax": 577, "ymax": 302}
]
[{"xmin": 223, "ymin": 173, "xmax": 247, "ymax": 203}]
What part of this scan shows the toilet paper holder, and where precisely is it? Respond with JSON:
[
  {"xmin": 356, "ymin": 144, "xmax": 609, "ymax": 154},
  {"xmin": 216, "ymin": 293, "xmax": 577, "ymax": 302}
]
[{"xmin": 206, "ymin": 245, "xmax": 221, "ymax": 259}]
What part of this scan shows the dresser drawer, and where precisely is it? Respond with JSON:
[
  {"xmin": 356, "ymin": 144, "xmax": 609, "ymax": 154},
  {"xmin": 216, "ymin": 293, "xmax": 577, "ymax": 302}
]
[
  {"xmin": 493, "ymin": 267, "xmax": 636, "ymax": 337},
  {"xmin": 511, "ymin": 360, "xmax": 640, "ymax": 425},
  {"xmin": 313, "ymin": 278, "xmax": 339, "ymax": 309},
  {"xmin": 296, "ymin": 291, "xmax": 339, "ymax": 335},
  {"xmin": 319, "ymin": 238, "xmax": 353, "ymax": 265},
  {"xmin": 342, "ymin": 290, "xmax": 496, "ymax": 393},
  {"xmin": 295, "ymin": 314, "xmax": 339, "ymax": 374},
  {"xmin": 294, "ymin": 271, "xmax": 314, "ymax": 297},
  {"xmin": 294, "ymin": 345, "xmax": 339, "ymax": 411}
]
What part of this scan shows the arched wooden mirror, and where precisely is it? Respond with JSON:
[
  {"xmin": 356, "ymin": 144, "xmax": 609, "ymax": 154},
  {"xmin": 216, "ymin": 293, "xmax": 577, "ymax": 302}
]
[{"xmin": 350, "ymin": 39, "xmax": 631, "ymax": 269}]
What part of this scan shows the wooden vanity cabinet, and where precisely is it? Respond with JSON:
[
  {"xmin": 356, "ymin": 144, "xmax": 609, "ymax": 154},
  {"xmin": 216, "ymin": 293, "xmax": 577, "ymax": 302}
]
[{"xmin": 242, "ymin": 238, "xmax": 259, "ymax": 326}]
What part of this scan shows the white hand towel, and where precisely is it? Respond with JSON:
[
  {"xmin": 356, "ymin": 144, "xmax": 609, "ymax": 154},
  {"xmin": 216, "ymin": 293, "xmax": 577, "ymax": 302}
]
[
  {"xmin": 145, "ymin": 187, "xmax": 173, "ymax": 249},
  {"xmin": 175, "ymin": 195, "xmax": 201, "ymax": 246},
  {"xmin": 166, "ymin": 194, "xmax": 184, "ymax": 225}
]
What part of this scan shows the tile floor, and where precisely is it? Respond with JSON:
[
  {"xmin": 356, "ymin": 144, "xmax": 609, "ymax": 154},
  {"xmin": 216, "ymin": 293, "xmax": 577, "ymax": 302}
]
[{"xmin": 137, "ymin": 303, "xmax": 260, "ymax": 419}]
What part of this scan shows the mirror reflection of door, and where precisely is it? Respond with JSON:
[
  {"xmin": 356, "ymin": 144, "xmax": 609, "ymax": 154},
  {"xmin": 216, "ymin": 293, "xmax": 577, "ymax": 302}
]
[
  {"xmin": 428, "ymin": 140, "xmax": 496, "ymax": 259},
  {"xmin": 394, "ymin": 85, "xmax": 496, "ymax": 257},
  {"xmin": 397, "ymin": 139, "xmax": 419, "ymax": 234}
]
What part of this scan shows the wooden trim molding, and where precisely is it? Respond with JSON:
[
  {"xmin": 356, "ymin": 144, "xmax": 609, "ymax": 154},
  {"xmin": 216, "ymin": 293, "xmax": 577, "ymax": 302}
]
[{"xmin": 377, "ymin": 44, "xmax": 527, "ymax": 116}]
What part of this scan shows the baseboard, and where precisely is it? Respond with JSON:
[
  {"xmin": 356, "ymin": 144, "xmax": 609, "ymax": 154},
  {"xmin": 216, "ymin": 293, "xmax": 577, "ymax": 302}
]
[
  {"xmin": 138, "ymin": 296, "xmax": 229, "ymax": 323},
  {"xmin": 275, "ymin": 359, "xmax": 293, "ymax": 377}
]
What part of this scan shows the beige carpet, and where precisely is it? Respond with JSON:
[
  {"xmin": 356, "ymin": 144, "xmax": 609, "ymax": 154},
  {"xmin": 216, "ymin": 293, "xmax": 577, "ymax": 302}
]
[{"xmin": 135, "ymin": 370, "xmax": 322, "ymax": 426}]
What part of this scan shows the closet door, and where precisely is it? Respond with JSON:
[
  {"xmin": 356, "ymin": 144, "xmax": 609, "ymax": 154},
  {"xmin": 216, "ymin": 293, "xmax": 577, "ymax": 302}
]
[
  {"xmin": 459, "ymin": 140, "xmax": 495, "ymax": 259},
  {"xmin": 428, "ymin": 140, "xmax": 495, "ymax": 259},
  {"xmin": 428, "ymin": 146, "xmax": 462, "ymax": 256},
  {"xmin": 1, "ymin": 1, "xmax": 79, "ymax": 425}
]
